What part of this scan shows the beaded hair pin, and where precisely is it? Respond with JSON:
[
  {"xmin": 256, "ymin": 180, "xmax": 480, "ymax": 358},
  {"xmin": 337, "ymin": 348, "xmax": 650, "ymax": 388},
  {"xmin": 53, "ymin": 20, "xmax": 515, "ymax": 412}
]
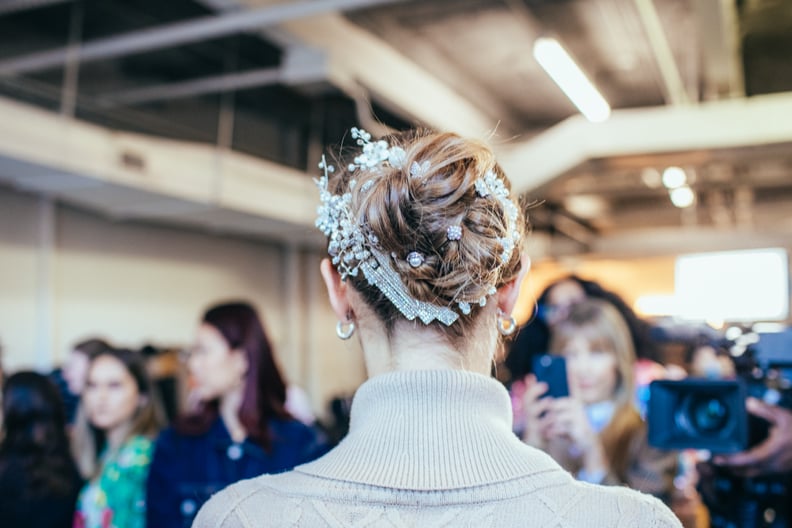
[{"xmin": 315, "ymin": 128, "xmax": 520, "ymax": 326}]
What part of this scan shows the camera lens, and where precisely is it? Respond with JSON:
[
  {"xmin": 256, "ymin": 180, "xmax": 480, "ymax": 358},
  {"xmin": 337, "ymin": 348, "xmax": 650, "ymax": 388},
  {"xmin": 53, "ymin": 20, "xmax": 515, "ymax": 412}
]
[
  {"xmin": 690, "ymin": 395, "xmax": 729, "ymax": 433},
  {"xmin": 675, "ymin": 393, "xmax": 730, "ymax": 437}
]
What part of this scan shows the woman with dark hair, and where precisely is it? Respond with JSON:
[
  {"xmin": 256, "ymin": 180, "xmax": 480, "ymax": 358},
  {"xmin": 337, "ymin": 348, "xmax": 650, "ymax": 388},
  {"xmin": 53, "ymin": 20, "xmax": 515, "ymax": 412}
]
[
  {"xmin": 58, "ymin": 338, "xmax": 112, "ymax": 425},
  {"xmin": 0, "ymin": 372, "xmax": 82, "ymax": 528},
  {"xmin": 146, "ymin": 301, "xmax": 326, "ymax": 527},
  {"xmin": 72, "ymin": 347, "xmax": 163, "ymax": 528}
]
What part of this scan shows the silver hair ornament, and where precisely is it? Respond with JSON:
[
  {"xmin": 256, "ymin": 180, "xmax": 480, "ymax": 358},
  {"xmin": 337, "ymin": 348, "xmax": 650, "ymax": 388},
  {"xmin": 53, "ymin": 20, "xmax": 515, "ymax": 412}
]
[{"xmin": 315, "ymin": 128, "xmax": 521, "ymax": 326}]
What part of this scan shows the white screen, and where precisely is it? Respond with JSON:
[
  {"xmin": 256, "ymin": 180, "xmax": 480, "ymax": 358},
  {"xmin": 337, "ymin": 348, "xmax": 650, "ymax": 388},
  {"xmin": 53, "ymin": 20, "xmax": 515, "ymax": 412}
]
[{"xmin": 675, "ymin": 248, "xmax": 789, "ymax": 322}]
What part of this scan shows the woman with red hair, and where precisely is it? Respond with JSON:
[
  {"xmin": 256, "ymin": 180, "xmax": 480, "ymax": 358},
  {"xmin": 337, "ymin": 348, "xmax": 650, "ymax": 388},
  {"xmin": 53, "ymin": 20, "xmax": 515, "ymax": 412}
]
[{"xmin": 146, "ymin": 301, "xmax": 326, "ymax": 527}]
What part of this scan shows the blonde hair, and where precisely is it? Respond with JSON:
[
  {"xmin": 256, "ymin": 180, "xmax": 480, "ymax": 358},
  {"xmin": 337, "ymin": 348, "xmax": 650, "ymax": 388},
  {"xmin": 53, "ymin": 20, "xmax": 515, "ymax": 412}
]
[
  {"xmin": 71, "ymin": 348, "xmax": 163, "ymax": 479},
  {"xmin": 550, "ymin": 299, "xmax": 643, "ymax": 480},
  {"xmin": 327, "ymin": 129, "xmax": 527, "ymax": 344}
]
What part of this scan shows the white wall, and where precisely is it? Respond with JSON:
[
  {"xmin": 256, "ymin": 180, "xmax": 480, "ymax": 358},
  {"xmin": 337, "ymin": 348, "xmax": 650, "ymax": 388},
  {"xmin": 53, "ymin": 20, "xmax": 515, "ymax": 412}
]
[
  {"xmin": 0, "ymin": 189, "xmax": 40, "ymax": 370},
  {"xmin": 0, "ymin": 186, "xmax": 366, "ymax": 417}
]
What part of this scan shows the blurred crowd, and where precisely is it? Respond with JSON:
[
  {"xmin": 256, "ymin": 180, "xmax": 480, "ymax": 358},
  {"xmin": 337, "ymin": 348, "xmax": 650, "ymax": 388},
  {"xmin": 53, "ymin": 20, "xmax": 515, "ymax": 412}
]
[
  {"xmin": 1, "ymin": 277, "xmax": 791, "ymax": 528},
  {"xmin": 502, "ymin": 275, "xmax": 792, "ymax": 528},
  {"xmin": 0, "ymin": 301, "xmax": 330, "ymax": 528}
]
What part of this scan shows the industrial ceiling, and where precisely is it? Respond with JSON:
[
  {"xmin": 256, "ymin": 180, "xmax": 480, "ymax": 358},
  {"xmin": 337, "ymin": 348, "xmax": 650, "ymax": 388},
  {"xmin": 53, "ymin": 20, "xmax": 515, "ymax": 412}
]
[{"xmin": 1, "ymin": 0, "xmax": 791, "ymax": 258}]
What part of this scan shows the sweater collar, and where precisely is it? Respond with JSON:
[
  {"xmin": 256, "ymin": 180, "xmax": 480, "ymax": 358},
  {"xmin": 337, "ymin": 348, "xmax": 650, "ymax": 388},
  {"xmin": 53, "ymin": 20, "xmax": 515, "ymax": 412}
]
[{"xmin": 297, "ymin": 369, "xmax": 562, "ymax": 490}]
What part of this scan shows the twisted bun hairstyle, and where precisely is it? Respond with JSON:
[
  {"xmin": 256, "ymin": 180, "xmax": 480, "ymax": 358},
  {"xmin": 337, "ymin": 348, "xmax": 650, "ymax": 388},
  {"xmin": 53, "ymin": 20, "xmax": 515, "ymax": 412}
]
[{"xmin": 329, "ymin": 129, "xmax": 527, "ymax": 340}]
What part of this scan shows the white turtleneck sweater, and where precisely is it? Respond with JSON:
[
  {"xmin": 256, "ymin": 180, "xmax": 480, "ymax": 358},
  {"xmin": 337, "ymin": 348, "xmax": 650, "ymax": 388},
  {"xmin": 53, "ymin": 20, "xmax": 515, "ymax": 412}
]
[{"xmin": 193, "ymin": 370, "xmax": 681, "ymax": 527}]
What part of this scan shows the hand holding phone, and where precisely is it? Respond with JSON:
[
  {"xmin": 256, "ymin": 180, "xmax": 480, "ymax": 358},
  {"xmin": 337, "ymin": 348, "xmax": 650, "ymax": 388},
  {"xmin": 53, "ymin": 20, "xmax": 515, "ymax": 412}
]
[{"xmin": 532, "ymin": 354, "xmax": 570, "ymax": 399}]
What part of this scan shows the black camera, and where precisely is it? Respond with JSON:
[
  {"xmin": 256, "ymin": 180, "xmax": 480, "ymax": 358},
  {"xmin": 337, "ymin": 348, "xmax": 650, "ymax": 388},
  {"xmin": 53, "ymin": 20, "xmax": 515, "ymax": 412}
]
[
  {"xmin": 648, "ymin": 378, "xmax": 749, "ymax": 453},
  {"xmin": 649, "ymin": 330, "xmax": 792, "ymax": 528},
  {"xmin": 648, "ymin": 331, "xmax": 792, "ymax": 452}
]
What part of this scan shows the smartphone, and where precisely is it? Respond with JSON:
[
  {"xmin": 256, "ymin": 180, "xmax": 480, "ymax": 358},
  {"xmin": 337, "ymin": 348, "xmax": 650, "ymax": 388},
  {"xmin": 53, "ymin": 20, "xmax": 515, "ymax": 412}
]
[{"xmin": 532, "ymin": 354, "xmax": 570, "ymax": 399}]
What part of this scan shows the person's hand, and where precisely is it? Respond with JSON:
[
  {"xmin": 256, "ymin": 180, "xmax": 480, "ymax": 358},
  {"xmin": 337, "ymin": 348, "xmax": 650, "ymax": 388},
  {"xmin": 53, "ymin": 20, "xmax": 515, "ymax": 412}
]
[
  {"xmin": 520, "ymin": 374, "xmax": 553, "ymax": 447},
  {"xmin": 713, "ymin": 398, "xmax": 792, "ymax": 477},
  {"xmin": 541, "ymin": 397, "xmax": 598, "ymax": 454}
]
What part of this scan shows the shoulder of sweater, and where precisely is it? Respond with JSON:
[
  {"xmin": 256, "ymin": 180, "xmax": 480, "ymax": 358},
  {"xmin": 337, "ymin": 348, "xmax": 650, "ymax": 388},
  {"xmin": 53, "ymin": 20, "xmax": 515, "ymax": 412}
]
[
  {"xmin": 192, "ymin": 467, "xmax": 683, "ymax": 528},
  {"xmin": 193, "ymin": 473, "xmax": 292, "ymax": 528},
  {"xmin": 572, "ymin": 481, "xmax": 682, "ymax": 527}
]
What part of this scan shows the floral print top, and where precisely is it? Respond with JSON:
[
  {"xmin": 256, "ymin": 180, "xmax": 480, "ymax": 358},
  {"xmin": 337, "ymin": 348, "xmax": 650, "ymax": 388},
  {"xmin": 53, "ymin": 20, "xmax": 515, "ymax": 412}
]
[{"xmin": 74, "ymin": 435, "xmax": 154, "ymax": 528}]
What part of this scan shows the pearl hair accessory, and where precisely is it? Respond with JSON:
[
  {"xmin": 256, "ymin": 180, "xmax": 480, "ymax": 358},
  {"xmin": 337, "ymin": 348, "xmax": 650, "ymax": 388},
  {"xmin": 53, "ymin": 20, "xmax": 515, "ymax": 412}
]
[
  {"xmin": 406, "ymin": 251, "xmax": 425, "ymax": 268},
  {"xmin": 315, "ymin": 128, "xmax": 521, "ymax": 326},
  {"xmin": 446, "ymin": 225, "xmax": 462, "ymax": 241}
]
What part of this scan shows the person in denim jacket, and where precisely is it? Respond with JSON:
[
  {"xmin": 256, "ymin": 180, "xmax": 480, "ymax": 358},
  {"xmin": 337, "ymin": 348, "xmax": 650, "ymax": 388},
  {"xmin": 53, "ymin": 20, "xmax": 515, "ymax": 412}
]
[{"xmin": 146, "ymin": 301, "xmax": 327, "ymax": 528}]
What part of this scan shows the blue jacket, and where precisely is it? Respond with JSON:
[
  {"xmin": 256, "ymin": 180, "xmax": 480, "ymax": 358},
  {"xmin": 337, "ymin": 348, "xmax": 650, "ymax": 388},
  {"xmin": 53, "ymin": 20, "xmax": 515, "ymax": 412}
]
[{"xmin": 145, "ymin": 417, "xmax": 327, "ymax": 528}]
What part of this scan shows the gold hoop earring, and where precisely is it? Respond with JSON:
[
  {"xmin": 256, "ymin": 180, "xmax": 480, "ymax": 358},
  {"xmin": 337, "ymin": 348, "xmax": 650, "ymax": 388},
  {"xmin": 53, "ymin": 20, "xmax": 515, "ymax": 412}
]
[
  {"xmin": 336, "ymin": 320, "xmax": 356, "ymax": 340},
  {"xmin": 497, "ymin": 310, "xmax": 517, "ymax": 336}
]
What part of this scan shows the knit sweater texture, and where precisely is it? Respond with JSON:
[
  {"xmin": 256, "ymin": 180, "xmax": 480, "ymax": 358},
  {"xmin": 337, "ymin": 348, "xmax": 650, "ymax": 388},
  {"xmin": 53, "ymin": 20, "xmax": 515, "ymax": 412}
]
[{"xmin": 193, "ymin": 369, "xmax": 682, "ymax": 527}]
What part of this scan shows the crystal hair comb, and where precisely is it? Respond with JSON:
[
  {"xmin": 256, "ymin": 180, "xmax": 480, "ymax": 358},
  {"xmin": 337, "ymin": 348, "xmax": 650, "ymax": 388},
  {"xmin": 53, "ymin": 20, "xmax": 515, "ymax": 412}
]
[{"xmin": 315, "ymin": 128, "xmax": 520, "ymax": 326}]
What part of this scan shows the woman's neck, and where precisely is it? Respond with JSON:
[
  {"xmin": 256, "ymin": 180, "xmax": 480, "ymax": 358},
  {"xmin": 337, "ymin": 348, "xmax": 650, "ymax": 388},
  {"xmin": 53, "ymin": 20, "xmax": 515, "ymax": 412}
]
[
  {"xmin": 105, "ymin": 421, "xmax": 132, "ymax": 452},
  {"xmin": 220, "ymin": 385, "xmax": 247, "ymax": 443},
  {"xmin": 360, "ymin": 319, "xmax": 495, "ymax": 377}
]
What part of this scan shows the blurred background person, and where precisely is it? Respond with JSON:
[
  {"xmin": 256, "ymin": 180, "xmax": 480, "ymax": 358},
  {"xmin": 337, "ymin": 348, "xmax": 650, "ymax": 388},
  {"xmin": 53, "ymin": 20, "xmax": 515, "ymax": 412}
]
[
  {"xmin": 521, "ymin": 299, "xmax": 677, "ymax": 503},
  {"xmin": 507, "ymin": 275, "xmax": 674, "ymax": 416},
  {"xmin": 72, "ymin": 348, "xmax": 163, "ymax": 528},
  {"xmin": 507, "ymin": 275, "xmax": 663, "ymax": 377},
  {"xmin": 146, "ymin": 301, "xmax": 327, "ymax": 527},
  {"xmin": 50, "ymin": 338, "xmax": 112, "ymax": 427},
  {"xmin": 0, "ymin": 371, "xmax": 82, "ymax": 528},
  {"xmin": 684, "ymin": 336, "xmax": 736, "ymax": 380}
]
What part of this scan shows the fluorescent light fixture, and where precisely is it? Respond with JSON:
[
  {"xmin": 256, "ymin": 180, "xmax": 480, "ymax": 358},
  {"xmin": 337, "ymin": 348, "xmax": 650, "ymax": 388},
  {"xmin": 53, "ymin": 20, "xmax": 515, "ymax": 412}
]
[
  {"xmin": 533, "ymin": 37, "xmax": 611, "ymax": 123},
  {"xmin": 669, "ymin": 186, "xmax": 695, "ymax": 208},
  {"xmin": 662, "ymin": 166, "xmax": 686, "ymax": 189}
]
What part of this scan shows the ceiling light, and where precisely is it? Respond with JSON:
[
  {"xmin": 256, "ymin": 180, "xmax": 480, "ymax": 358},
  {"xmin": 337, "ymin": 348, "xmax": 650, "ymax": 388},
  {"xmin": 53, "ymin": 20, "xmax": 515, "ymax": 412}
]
[
  {"xmin": 533, "ymin": 37, "xmax": 611, "ymax": 123},
  {"xmin": 662, "ymin": 166, "xmax": 686, "ymax": 189},
  {"xmin": 563, "ymin": 194, "xmax": 608, "ymax": 219},
  {"xmin": 669, "ymin": 186, "xmax": 695, "ymax": 208},
  {"xmin": 641, "ymin": 168, "xmax": 662, "ymax": 189}
]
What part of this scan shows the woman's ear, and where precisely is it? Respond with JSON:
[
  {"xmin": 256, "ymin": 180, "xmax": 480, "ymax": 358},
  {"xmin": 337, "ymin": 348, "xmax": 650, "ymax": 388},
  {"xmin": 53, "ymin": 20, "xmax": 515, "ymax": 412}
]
[
  {"xmin": 497, "ymin": 253, "xmax": 531, "ymax": 315},
  {"xmin": 320, "ymin": 258, "xmax": 353, "ymax": 321}
]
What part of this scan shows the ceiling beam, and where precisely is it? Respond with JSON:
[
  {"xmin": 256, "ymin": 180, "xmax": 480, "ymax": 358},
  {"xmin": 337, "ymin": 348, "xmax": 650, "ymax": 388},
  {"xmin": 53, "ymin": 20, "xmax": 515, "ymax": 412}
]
[
  {"xmin": 281, "ymin": 13, "xmax": 496, "ymax": 138},
  {"xmin": 634, "ymin": 0, "xmax": 689, "ymax": 105},
  {"xmin": 499, "ymin": 92, "xmax": 792, "ymax": 195},
  {"xmin": 0, "ymin": 0, "xmax": 407, "ymax": 76},
  {"xmin": 2, "ymin": 91, "xmax": 791, "ymax": 256},
  {"xmin": 0, "ymin": 95, "xmax": 319, "ymax": 238}
]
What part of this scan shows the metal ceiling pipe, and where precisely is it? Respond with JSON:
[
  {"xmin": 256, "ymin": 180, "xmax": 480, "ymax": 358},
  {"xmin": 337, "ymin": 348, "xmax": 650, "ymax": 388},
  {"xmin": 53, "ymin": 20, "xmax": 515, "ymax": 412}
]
[
  {"xmin": 97, "ymin": 45, "xmax": 328, "ymax": 106},
  {"xmin": 98, "ymin": 67, "xmax": 284, "ymax": 107},
  {"xmin": 0, "ymin": 0, "xmax": 406, "ymax": 76},
  {"xmin": 0, "ymin": 0, "xmax": 73, "ymax": 16}
]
